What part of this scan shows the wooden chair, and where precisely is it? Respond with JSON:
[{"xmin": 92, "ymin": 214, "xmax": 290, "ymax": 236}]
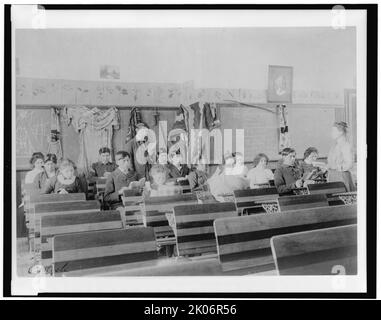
[
  {"xmin": 52, "ymin": 227, "xmax": 158, "ymax": 276},
  {"xmin": 121, "ymin": 189, "xmax": 144, "ymax": 227},
  {"xmin": 173, "ymin": 202, "xmax": 238, "ymax": 257},
  {"xmin": 95, "ymin": 177, "xmax": 107, "ymax": 200},
  {"xmin": 177, "ymin": 179, "xmax": 192, "ymax": 194},
  {"xmin": 87, "ymin": 181, "xmax": 96, "ymax": 200},
  {"xmin": 40, "ymin": 210, "xmax": 123, "ymax": 270},
  {"xmin": 307, "ymin": 182, "xmax": 348, "ymax": 206},
  {"xmin": 278, "ymin": 194, "xmax": 329, "ymax": 212},
  {"xmin": 142, "ymin": 193, "xmax": 198, "ymax": 248},
  {"xmin": 213, "ymin": 204, "xmax": 357, "ymax": 272},
  {"xmin": 233, "ymin": 187, "xmax": 279, "ymax": 215},
  {"xmin": 271, "ymin": 224, "xmax": 357, "ymax": 275}
]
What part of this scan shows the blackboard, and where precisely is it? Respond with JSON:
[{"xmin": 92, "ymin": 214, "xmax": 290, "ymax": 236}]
[{"xmin": 218, "ymin": 104, "xmax": 336, "ymax": 162}]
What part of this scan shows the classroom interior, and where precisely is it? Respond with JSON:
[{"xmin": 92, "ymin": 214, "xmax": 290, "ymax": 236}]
[{"xmin": 15, "ymin": 27, "xmax": 358, "ymax": 277}]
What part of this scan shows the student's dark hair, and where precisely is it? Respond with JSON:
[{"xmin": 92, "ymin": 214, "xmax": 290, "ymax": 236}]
[
  {"xmin": 45, "ymin": 153, "xmax": 57, "ymax": 164},
  {"xmin": 303, "ymin": 147, "xmax": 318, "ymax": 160},
  {"xmin": 281, "ymin": 148, "xmax": 296, "ymax": 156},
  {"xmin": 333, "ymin": 121, "xmax": 348, "ymax": 135},
  {"xmin": 29, "ymin": 152, "xmax": 44, "ymax": 165},
  {"xmin": 99, "ymin": 147, "xmax": 111, "ymax": 155},
  {"xmin": 253, "ymin": 153, "xmax": 269, "ymax": 167},
  {"xmin": 115, "ymin": 151, "xmax": 131, "ymax": 159}
]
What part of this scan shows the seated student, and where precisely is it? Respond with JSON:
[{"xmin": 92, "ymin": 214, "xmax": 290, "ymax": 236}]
[
  {"xmin": 24, "ymin": 152, "xmax": 45, "ymax": 185},
  {"xmin": 42, "ymin": 159, "xmax": 84, "ymax": 194},
  {"xmin": 103, "ymin": 151, "xmax": 139, "ymax": 208},
  {"xmin": 144, "ymin": 164, "xmax": 182, "ymax": 197},
  {"xmin": 33, "ymin": 153, "xmax": 58, "ymax": 191},
  {"xmin": 208, "ymin": 153, "xmax": 249, "ymax": 202},
  {"xmin": 300, "ymin": 147, "xmax": 327, "ymax": 181},
  {"xmin": 157, "ymin": 148, "xmax": 168, "ymax": 166},
  {"xmin": 187, "ymin": 159, "xmax": 209, "ymax": 191},
  {"xmin": 231, "ymin": 152, "xmax": 249, "ymax": 177},
  {"xmin": 91, "ymin": 147, "xmax": 117, "ymax": 178},
  {"xmin": 247, "ymin": 153, "xmax": 274, "ymax": 189},
  {"xmin": 274, "ymin": 148, "xmax": 315, "ymax": 195},
  {"xmin": 166, "ymin": 149, "xmax": 190, "ymax": 180}
]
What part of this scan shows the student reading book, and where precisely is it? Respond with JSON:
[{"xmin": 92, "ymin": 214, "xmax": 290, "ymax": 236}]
[{"xmin": 104, "ymin": 151, "xmax": 140, "ymax": 208}]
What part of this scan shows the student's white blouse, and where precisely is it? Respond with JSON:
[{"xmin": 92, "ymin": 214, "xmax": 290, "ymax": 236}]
[
  {"xmin": 24, "ymin": 168, "xmax": 44, "ymax": 184},
  {"xmin": 247, "ymin": 167, "xmax": 274, "ymax": 188}
]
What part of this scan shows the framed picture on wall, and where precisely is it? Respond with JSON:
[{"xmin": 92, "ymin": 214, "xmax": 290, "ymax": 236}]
[
  {"xmin": 267, "ymin": 65, "xmax": 293, "ymax": 103},
  {"xmin": 100, "ymin": 65, "xmax": 120, "ymax": 80}
]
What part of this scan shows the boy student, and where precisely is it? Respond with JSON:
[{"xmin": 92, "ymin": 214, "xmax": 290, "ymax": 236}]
[
  {"xmin": 104, "ymin": 151, "xmax": 144, "ymax": 208},
  {"xmin": 91, "ymin": 147, "xmax": 117, "ymax": 178},
  {"xmin": 274, "ymin": 148, "xmax": 315, "ymax": 195},
  {"xmin": 187, "ymin": 158, "xmax": 209, "ymax": 191},
  {"xmin": 166, "ymin": 149, "xmax": 190, "ymax": 180}
]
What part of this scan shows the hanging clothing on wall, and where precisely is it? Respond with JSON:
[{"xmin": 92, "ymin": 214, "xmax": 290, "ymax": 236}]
[
  {"xmin": 277, "ymin": 104, "xmax": 291, "ymax": 153},
  {"xmin": 47, "ymin": 107, "xmax": 63, "ymax": 160},
  {"xmin": 188, "ymin": 101, "xmax": 221, "ymax": 164},
  {"xmin": 204, "ymin": 102, "xmax": 221, "ymax": 130},
  {"xmin": 126, "ymin": 107, "xmax": 144, "ymax": 144},
  {"xmin": 168, "ymin": 105, "xmax": 189, "ymax": 164},
  {"xmin": 65, "ymin": 106, "xmax": 120, "ymax": 176}
]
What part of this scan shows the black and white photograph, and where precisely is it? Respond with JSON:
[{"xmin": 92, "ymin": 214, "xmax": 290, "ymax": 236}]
[{"xmin": 4, "ymin": 3, "xmax": 376, "ymax": 299}]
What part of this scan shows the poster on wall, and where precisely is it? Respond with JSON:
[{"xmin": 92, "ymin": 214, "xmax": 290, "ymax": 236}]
[{"xmin": 267, "ymin": 65, "xmax": 293, "ymax": 103}]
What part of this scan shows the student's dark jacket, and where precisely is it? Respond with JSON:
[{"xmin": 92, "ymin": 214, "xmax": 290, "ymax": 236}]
[
  {"xmin": 166, "ymin": 163, "xmax": 190, "ymax": 179},
  {"xmin": 91, "ymin": 161, "xmax": 117, "ymax": 177},
  {"xmin": 104, "ymin": 168, "xmax": 139, "ymax": 205},
  {"xmin": 274, "ymin": 164, "xmax": 303, "ymax": 195}
]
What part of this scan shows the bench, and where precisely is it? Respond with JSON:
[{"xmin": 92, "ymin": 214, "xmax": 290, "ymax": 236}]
[
  {"xmin": 40, "ymin": 210, "xmax": 123, "ymax": 270},
  {"xmin": 24, "ymin": 193, "xmax": 87, "ymax": 252},
  {"xmin": 121, "ymin": 189, "xmax": 144, "ymax": 227},
  {"xmin": 213, "ymin": 204, "xmax": 357, "ymax": 272},
  {"xmin": 25, "ymin": 192, "xmax": 86, "ymax": 213},
  {"xmin": 271, "ymin": 224, "xmax": 357, "ymax": 275},
  {"xmin": 233, "ymin": 187, "xmax": 279, "ymax": 215},
  {"xmin": 142, "ymin": 193, "xmax": 199, "ymax": 247},
  {"xmin": 307, "ymin": 182, "xmax": 347, "ymax": 205},
  {"xmin": 277, "ymin": 194, "xmax": 329, "ymax": 212},
  {"xmin": 71, "ymin": 255, "xmax": 276, "ymax": 276},
  {"xmin": 52, "ymin": 227, "xmax": 157, "ymax": 276},
  {"xmin": 32, "ymin": 200, "xmax": 101, "ymax": 253},
  {"xmin": 173, "ymin": 202, "xmax": 238, "ymax": 257}
]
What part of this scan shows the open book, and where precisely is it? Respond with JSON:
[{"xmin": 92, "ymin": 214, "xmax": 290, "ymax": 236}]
[
  {"xmin": 128, "ymin": 177, "xmax": 146, "ymax": 189},
  {"xmin": 303, "ymin": 168, "xmax": 326, "ymax": 181}
]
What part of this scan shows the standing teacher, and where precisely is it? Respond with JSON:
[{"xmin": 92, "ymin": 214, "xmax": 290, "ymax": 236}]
[{"xmin": 326, "ymin": 121, "xmax": 356, "ymax": 191}]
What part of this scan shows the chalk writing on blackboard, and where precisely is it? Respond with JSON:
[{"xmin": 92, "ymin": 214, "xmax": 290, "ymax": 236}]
[{"xmin": 16, "ymin": 110, "xmax": 50, "ymax": 158}]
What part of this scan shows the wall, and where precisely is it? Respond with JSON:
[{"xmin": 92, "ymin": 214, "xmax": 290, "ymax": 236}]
[
  {"xmin": 15, "ymin": 27, "xmax": 355, "ymax": 162},
  {"xmin": 15, "ymin": 27, "xmax": 356, "ymax": 96}
]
